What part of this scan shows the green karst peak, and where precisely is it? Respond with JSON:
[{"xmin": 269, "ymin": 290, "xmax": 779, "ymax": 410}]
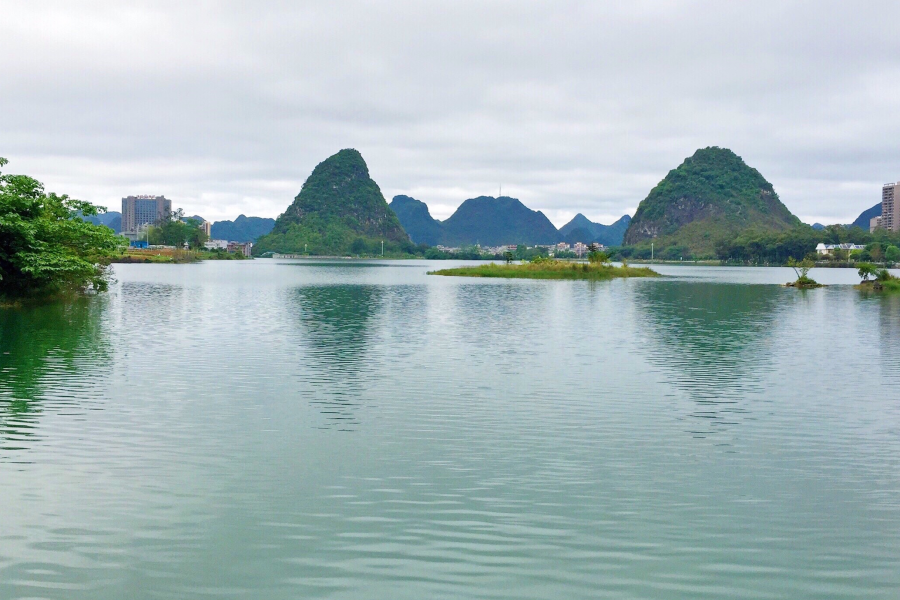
[
  {"xmin": 624, "ymin": 147, "xmax": 799, "ymax": 256},
  {"xmin": 253, "ymin": 149, "xmax": 411, "ymax": 255}
]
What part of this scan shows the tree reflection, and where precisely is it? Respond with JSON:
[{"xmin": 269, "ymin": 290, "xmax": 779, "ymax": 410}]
[
  {"xmin": 877, "ymin": 293, "xmax": 900, "ymax": 387},
  {"xmin": 289, "ymin": 285, "xmax": 384, "ymax": 430},
  {"xmin": 0, "ymin": 299, "xmax": 109, "ymax": 450},
  {"xmin": 632, "ymin": 282, "xmax": 783, "ymax": 436}
]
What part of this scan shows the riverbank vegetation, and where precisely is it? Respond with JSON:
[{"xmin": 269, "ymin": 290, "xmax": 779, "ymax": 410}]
[
  {"xmin": 144, "ymin": 210, "xmax": 209, "ymax": 248},
  {"xmin": 1, "ymin": 158, "xmax": 126, "ymax": 304},
  {"xmin": 611, "ymin": 224, "xmax": 900, "ymax": 266},
  {"xmin": 429, "ymin": 255, "xmax": 658, "ymax": 280},
  {"xmin": 109, "ymin": 247, "xmax": 250, "ymax": 264},
  {"xmin": 855, "ymin": 263, "xmax": 900, "ymax": 292}
]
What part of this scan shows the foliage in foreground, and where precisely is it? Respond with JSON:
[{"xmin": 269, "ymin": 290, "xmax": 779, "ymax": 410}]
[
  {"xmin": 428, "ymin": 258, "xmax": 658, "ymax": 280},
  {"xmin": 1, "ymin": 157, "xmax": 126, "ymax": 301}
]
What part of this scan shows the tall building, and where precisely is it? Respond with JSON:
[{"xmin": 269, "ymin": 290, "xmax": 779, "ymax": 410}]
[
  {"xmin": 870, "ymin": 215, "xmax": 883, "ymax": 233},
  {"xmin": 882, "ymin": 183, "xmax": 899, "ymax": 232},
  {"xmin": 121, "ymin": 195, "xmax": 172, "ymax": 235}
]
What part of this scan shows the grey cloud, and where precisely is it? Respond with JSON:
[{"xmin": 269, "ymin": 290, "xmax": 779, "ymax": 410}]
[{"xmin": 2, "ymin": 0, "xmax": 899, "ymax": 225}]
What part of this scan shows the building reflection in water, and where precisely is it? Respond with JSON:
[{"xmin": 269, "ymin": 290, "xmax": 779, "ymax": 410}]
[{"xmin": 877, "ymin": 292, "xmax": 900, "ymax": 387}]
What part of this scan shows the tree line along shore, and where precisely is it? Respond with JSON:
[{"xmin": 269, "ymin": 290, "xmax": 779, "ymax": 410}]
[{"xmin": 4, "ymin": 147, "xmax": 900, "ymax": 303}]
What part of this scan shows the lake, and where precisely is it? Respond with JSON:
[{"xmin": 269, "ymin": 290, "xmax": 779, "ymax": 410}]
[{"xmin": 2, "ymin": 260, "xmax": 899, "ymax": 599}]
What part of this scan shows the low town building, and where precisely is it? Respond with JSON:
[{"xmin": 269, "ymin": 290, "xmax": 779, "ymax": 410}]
[
  {"xmin": 816, "ymin": 243, "xmax": 866, "ymax": 255},
  {"xmin": 204, "ymin": 239, "xmax": 229, "ymax": 250},
  {"xmin": 227, "ymin": 241, "xmax": 253, "ymax": 257}
]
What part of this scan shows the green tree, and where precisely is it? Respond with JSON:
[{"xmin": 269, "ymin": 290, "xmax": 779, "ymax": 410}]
[
  {"xmin": 885, "ymin": 245, "xmax": 900, "ymax": 264},
  {"xmin": 184, "ymin": 218, "xmax": 209, "ymax": 249},
  {"xmin": 587, "ymin": 244, "xmax": 610, "ymax": 264},
  {"xmin": 858, "ymin": 262, "xmax": 877, "ymax": 282},
  {"xmin": 0, "ymin": 157, "xmax": 126, "ymax": 300},
  {"xmin": 786, "ymin": 257, "xmax": 818, "ymax": 287},
  {"xmin": 869, "ymin": 243, "xmax": 884, "ymax": 262},
  {"xmin": 350, "ymin": 237, "xmax": 367, "ymax": 255},
  {"xmin": 147, "ymin": 213, "xmax": 208, "ymax": 249}
]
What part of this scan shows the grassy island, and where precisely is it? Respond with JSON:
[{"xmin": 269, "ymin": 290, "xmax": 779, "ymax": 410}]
[
  {"xmin": 854, "ymin": 263, "xmax": 900, "ymax": 292},
  {"xmin": 429, "ymin": 258, "xmax": 658, "ymax": 280},
  {"xmin": 856, "ymin": 279, "xmax": 900, "ymax": 292}
]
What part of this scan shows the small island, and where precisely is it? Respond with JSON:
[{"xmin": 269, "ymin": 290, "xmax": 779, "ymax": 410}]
[
  {"xmin": 429, "ymin": 256, "xmax": 658, "ymax": 280},
  {"xmin": 784, "ymin": 258, "xmax": 825, "ymax": 288},
  {"xmin": 855, "ymin": 263, "xmax": 900, "ymax": 292}
]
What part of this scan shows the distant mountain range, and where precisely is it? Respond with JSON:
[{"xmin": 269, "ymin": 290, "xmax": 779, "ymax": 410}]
[
  {"xmin": 81, "ymin": 209, "xmax": 276, "ymax": 242},
  {"xmin": 388, "ymin": 196, "xmax": 444, "ymax": 246},
  {"xmin": 852, "ymin": 203, "xmax": 881, "ymax": 229},
  {"xmin": 87, "ymin": 195, "xmax": 633, "ymax": 249},
  {"xmin": 94, "ymin": 146, "xmax": 879, "ymax": 254},
  {"xmin": 558, "ymin": 213, "xmax": 632, "ymax": 247},
  {"xmin": 211, "ymin": 215, "xmax": 275, "ymax": 242},
  {"xmin": 389, "ymin": 195, "xmax": 631, "ymax": 247},
  {"xmin": 441, "ymin": 196, "xmax": 559, "ymax": 246},
  {"xmin": 81, "ymin": 210, "xmax": 122, "ymax": 233}
]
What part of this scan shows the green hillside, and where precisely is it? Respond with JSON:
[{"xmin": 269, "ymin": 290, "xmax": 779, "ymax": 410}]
[
  {"xmin": 440, "ymin": 196, "xmax": 559, "ymax": 246},
  {"xmin": 624, "ymin": 147, "xmax": 799, "ymax": 257},
  {"xmin": 211, "ymin": 215, "xmax": 275, "ymax": 242},
  {"xmin": 389, "ymin": 195, "xmax": 443, "ymax": 246},
  {"xmin": 559, "ymin": 213, "xmax": 631, "ymax": 246},
  {"xmin": 254, "ymin": 149, "xmax": 411, "ymax": 255}
]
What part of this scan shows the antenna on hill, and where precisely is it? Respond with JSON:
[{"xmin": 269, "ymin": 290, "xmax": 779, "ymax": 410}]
[{"xmin": 499, "ymin": 184, "xmax": 502, "ymax": 198}]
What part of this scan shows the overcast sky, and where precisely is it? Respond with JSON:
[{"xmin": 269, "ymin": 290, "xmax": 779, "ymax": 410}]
[{"xmin": 3, "ymin": 1, "xmax": 900, "ymax": 227}]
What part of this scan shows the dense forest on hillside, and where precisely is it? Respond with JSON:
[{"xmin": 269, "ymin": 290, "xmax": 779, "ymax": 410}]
[
  {"xmin": 254, "ymin": 149, "xmax": 413, "ymax": 256},
  {"xmin": 625, "ymin": 147, "xmax": 799, "ymax": 256},
  {"xmin": 211, "ymin": 215, "xmax": 274, "ymax": 242}
]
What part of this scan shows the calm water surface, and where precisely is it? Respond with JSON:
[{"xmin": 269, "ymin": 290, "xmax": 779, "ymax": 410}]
[{"xmin": 2, "ymin": 260, "xmax": 899, "ymax": 599}]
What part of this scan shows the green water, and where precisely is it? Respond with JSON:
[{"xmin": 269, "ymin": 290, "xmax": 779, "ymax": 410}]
[{"xmin": 2, "ymin": 261, "xmax": 899, "ymax": 599}]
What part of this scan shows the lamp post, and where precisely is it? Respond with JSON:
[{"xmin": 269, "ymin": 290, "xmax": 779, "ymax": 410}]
[{"xmin": 651, "ymin": 242, "xmax": 654, "ymax": 262}]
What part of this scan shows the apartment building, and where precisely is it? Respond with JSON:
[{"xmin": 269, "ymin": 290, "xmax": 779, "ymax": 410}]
[
  {"xmin": 882, "ymin": 183, "xmax": 899, "ymax": 232},
  {"xmin": 121, "ymin": 195, "xmax": 172, "ymax": 235}
]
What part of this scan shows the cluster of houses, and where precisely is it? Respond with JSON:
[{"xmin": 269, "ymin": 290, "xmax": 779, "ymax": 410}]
[
  {"xmin": 435, "ymin": 241, "xmax": 603, "ymax": 257},
  {"xmin": 203, "ymin": 239, "xmax": 253, "ymax": 256},
  {"xmin": 128, "ymin": 238, "xmax": 252, "ymax": 256}
]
